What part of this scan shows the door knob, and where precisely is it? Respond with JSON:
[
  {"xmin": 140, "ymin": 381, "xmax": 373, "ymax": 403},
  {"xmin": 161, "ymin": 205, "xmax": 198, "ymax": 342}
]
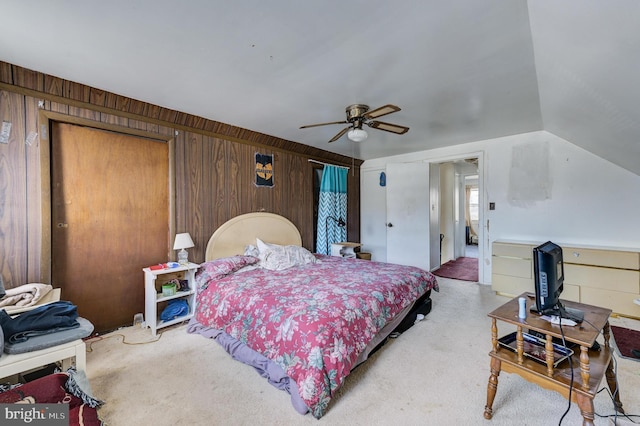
[
  {"xmin": 386, "ymin": 223, "xmax": 393, "ymax": 228},
  {"xmin": 57, "ymin": 223, "xmax": 68, "ymax": 228}
]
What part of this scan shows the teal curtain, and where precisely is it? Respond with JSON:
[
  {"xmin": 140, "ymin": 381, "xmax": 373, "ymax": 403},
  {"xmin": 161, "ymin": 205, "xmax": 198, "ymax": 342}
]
[{"xmin": 316, "ymin": 165, "xmax": 347, "ymax": 255}]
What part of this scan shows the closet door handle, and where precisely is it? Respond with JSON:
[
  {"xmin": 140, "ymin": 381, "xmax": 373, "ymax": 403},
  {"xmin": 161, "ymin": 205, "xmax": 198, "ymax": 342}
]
[{"xmin": 386, "ymin": 223, "xmax": 393, "ymax": 228}]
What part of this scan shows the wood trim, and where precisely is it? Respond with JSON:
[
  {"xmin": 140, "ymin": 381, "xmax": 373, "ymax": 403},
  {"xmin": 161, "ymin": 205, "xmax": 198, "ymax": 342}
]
[
  {"xmin": 37, "ymin": 110, "xmax": 176, "ymax": 282},
  {"xmin": 38, "ymin": 110, "xmax": 52, "ymax": 282},
  {"xmin": 40, "ymin": 110, "xmax": 172, "ymax": 142}
]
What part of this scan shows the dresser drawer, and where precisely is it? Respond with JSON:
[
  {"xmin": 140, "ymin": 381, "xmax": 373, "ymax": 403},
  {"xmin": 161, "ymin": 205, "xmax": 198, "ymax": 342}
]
[
  {"xmin": 492, "ymin": 274, "xmax": 532, "ymax": 296},
  {"xmin": 564, "ymin": 264, "xmax": 640, "ymax": 294},
  {"xmin": 493, "ymin": 242, "xmax": 533, "ymax": 259},
  {"xmin": 580, "ymin": 287, "xmax": 639, "ymax": 317},
  {"xmin": 563, "ymin": 246, "xmax": 639, "ymax": 270},
  {"xmin": 560, "ymin": 283, "xmax": 580, "ymax": 303},
  {"xmin": 492, "ymin": 256, "xmax": 531, "ymax": 279}
]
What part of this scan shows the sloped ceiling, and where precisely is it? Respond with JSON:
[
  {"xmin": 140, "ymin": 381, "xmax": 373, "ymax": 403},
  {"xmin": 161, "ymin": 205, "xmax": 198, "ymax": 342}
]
[{"xmin": 1, "ymin": 1, "xmax": 638, "ymax": 174}]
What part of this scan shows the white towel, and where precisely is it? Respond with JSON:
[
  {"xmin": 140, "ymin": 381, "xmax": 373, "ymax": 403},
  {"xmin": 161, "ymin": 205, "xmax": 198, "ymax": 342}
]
[{"xmin": 0, "ymin": 283, "xmax": 53, "ymax": 308}]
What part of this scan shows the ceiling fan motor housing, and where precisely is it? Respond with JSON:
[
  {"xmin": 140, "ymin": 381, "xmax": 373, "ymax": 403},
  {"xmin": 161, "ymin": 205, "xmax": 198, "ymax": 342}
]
[{"xmin": 346, "ymin": 104, "xmax": 370, "ymax": 122}]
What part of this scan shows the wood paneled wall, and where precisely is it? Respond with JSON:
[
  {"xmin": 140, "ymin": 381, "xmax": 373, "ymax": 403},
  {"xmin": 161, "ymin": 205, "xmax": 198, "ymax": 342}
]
[{"xmin": 0, "ymin": 61, "xmax": 361, "ymax": 289}]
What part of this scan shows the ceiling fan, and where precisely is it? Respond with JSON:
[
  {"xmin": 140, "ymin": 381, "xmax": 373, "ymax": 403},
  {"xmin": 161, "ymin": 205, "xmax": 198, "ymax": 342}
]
[{"xmin": 300, "ymin": 104, "xmax": 409, "ymax": 143}]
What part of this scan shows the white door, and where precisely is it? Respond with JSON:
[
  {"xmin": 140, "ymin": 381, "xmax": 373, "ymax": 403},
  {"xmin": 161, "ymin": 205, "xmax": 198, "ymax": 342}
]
[
  {"xmin": 429, "ymin": 163, "xmax": 441, "ymax": 269},
  {"xmin": 386, "ymin": 162, "xmax": 430, "ymax": 270},
  {"xmin": 360, "ymin": 169, "xmax": 387, "ymax": 262}
]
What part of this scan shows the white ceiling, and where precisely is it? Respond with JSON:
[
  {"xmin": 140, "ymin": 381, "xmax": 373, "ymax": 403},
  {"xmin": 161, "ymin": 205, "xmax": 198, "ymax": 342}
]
[{"xmin": 2, "ymin": 1, "xmax": 639, "ymax": 174}]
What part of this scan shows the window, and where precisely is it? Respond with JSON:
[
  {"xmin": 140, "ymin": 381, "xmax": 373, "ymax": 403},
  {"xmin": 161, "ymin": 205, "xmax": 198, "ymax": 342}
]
[{"xmin": 469, "ymin": 187, "xmax": 479, "ymax": 221}]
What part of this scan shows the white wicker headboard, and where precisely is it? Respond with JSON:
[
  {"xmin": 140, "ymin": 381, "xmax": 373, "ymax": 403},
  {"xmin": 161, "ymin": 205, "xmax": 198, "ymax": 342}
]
[{"xmin": 205, "ymin": 212, "xmax": 302, "ymax": 261}]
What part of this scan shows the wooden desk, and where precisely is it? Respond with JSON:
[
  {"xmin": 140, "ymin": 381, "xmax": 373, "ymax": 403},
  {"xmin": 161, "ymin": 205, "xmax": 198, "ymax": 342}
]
[{"xmin": 483, "ymin": 293, "xmax": 623, "ymax": 426}]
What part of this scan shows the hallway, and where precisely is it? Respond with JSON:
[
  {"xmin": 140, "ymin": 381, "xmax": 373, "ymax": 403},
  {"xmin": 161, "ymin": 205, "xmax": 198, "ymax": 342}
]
[{"xmin": 465, "ymin": 244, "xmax": 478, "ymax": 258}]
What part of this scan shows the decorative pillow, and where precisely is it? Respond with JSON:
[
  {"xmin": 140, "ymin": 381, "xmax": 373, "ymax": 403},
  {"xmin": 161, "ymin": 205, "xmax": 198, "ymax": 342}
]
[
  {"xmin": 195, "ymin": 255, "xmax": 259, "ymax": 290},
  {"xmin": 255, "ymin": 238, "xmax": 317, "ymax": 271}
]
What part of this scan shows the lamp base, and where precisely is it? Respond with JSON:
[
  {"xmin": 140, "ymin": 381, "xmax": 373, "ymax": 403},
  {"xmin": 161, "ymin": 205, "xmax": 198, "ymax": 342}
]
[{"xmin": 178, "ymin": 249, "xmax": 189, "ymax": 266}]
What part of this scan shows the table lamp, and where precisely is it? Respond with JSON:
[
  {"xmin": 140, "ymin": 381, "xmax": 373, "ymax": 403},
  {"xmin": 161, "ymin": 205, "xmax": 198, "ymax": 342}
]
[{"xmin": 173, "ymin": 232, "xmax": 195, "ymax": 265}]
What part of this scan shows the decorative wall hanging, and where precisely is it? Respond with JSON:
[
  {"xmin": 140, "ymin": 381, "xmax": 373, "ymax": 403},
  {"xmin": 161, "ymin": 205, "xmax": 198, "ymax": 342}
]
[{"xmin": 255, "ymin": 153, "xmax": 274, "ymax": 187}]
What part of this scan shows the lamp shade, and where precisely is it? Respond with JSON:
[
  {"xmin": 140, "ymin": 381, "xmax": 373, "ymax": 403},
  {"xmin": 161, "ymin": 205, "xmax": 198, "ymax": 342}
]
[
  {"xmin": 347, "ymin": 128, "xmax": 368, "ymax": 142},
  {"xmin": 173, "ymin": 233, "xmax": 194, "ymax": 250}
]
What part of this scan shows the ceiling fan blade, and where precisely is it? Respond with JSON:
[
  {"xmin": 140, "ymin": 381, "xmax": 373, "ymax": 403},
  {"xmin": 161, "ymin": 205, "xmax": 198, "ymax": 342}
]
[
  {"xmin": 368, "ymin": 121, "xmax": 410, "ymax": 135},
  {"xmin": 300, "ymin": 120, "xmax": 348, "ymax": 129},
  {"xmin": 363, "ymin": 104, "xmax": 401, "ymax": 120},
  {"xmin": 328, "ymin": 126, "xmax": 350, "ymax": 143}
]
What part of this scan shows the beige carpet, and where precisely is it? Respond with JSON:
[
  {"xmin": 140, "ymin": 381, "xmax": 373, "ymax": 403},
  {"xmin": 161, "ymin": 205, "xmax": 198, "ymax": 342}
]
[{"xmin": 86, "ymin": 278, "xmax": 640, "ymax": 425}]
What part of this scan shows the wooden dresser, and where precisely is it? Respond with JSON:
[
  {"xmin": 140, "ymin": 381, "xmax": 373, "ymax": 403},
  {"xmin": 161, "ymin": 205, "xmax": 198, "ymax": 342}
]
[{"xmin": 492, "ymin": 240, "xmax": 640, "ymax": 318}]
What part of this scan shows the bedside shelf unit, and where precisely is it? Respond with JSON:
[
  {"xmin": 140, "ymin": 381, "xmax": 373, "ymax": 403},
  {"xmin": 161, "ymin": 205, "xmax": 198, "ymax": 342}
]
[{"xmin": 142, "ymin": 262, "xmax": 199, "ymax": 336}]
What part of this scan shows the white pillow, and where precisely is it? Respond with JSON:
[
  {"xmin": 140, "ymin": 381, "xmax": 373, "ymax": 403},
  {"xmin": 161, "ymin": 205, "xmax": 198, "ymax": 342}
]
[
  {"xmin": 255, "ymin": 238, "xmax": 271, "ymax": 254},
  {"xmin": 244, "ymin": 244, "xmax": 260, "ymax": 257},
  {"xmin": 255, "ymin": 238, "xmax": 317, "ymax": 270}
]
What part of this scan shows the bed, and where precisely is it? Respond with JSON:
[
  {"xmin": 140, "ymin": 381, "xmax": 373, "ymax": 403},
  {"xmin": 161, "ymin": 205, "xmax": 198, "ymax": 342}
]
[{"xmin": 187, "ymin": 212, "xmax": 439, "ymax": 418}]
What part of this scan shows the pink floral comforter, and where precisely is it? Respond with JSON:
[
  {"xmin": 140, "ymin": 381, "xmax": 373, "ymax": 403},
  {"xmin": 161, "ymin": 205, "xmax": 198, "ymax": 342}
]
[{"xmin": 195, "ymin": 255, "xmax": 439, "ymax": 418}]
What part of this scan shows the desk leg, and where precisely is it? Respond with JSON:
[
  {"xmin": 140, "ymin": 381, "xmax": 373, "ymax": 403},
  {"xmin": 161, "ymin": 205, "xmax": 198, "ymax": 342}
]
[
  {"xmin": 74, "ymin": 341, "xmax": 87, "ymax": 373},
  {"xmin": 579, "ymin": 346, "xmax": 591, "ymax": 391},
  {"xmin": 576, "ymin": 393, "xmax": 595, "ymax": 426},
  {"xmin": 602, "ymin": 321, "xmax": 624, "ymax": 413},
  {"xmin": 605, "ymin": 359, "xmax": 624, "ymax": 413},
  {"xmin": 484, "ymin": 357, "xmax": 501, "ymax": 420}
]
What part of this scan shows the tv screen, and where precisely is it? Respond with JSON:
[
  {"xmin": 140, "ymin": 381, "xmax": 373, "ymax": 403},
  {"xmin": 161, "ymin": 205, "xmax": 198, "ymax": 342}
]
[
  {"xmin": 533, "ymin": 241, "xmax": 564, "ymax": 313},
  {"xmin": 532, "ymin": 241, "xmax": 584, "ymax": 323}
]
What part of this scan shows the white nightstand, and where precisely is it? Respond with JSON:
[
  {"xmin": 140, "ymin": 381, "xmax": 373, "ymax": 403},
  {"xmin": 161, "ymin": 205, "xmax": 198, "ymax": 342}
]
[
  {"xmin": 330, "ymin": 242, "xmax": 362, "ymax": 258},
  {"xmin": 142, "ymin": 262, "xmax": 199, "ymax": 336}
]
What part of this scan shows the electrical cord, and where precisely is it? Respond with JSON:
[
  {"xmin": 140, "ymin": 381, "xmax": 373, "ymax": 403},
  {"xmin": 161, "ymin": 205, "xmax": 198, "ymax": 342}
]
[
  {"xmin": 557, "ymin": 315, "xmax": 572, "ymax": 426},
  {"xmin": 85, "ymin": 331, "xmax": 162, "ymax": 352},
  {"xmin": 557, "ymin": 307, "xmax": 604, "ymax": 425},
  {"xmin": 555, "ymin": 311, "xmax": 639, "ymax": 425},
  {"xmin": 595, "ymin": 385, "xmax": 640, "ymax": 423}
]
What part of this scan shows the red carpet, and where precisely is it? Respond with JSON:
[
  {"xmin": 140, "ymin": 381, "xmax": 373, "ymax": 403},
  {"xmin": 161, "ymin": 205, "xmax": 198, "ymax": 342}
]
[
  {"xmin": 610, "ymin": 325, "xmax": 640, "ymax": 361},
  {"xmin": 433, "ymin": 257, "xmax": 478, "ymax": 282}
]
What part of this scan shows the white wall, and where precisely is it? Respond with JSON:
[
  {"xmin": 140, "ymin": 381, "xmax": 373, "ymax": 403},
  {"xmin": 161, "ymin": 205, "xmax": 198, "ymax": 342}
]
[{"xmin": 360, "ymin": 131, "xmax": 640, "ymax": 283}]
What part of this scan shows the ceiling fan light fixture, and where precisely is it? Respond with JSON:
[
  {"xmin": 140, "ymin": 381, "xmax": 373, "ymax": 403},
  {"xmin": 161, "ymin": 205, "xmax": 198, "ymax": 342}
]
[{"xmin": 347, "ymin": 128, "xmax": 368, "ymax": 142}]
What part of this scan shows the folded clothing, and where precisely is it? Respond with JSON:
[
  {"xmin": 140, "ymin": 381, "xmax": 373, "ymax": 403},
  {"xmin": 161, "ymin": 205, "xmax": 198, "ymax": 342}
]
[
  {"xmin": 3, "ymin": 317, "xmax": 94, "ymax": 355},
  {"xmin": 0, "ymin": 301, "xmax": 79, "ymax": 344},
  {"xmin": 160, "ymin": 299, "xmax": 189, "ymax": 322},
  {"xmin": 0, "ymin": 283, "xmax": 52, "ymax": 308}
]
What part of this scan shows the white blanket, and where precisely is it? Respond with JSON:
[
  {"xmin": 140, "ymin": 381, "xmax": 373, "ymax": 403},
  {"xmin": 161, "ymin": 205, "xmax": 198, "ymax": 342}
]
[{"xmin": 0, "ymin": 283, "xmax": 53, "ymax": 308}]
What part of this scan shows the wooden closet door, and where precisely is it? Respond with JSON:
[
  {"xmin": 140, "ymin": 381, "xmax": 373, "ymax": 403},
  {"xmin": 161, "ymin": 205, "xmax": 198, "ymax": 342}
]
[{"xmin": 51, "ymin": 123, "xmax": 169, "ymax": 332}]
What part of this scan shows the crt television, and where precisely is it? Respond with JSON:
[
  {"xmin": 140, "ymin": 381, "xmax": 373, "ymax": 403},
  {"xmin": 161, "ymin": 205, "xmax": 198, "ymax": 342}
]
[{"xmin": 532, "ymin": 241, "xmax": 584, "ymax": 323}]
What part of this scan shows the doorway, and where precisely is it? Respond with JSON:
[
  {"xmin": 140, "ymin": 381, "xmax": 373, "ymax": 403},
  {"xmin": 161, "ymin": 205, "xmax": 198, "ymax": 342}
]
[
  {"xmin": 464, "ymin": 173, "xmax": 479, "ymax": 259},
  {"xmin": 430, "ymin": 155, "xmax": 483, "ymax": 282},
  {"xmin": 50, "ymin": 122, "xmax": 171, "ymax": 332}
]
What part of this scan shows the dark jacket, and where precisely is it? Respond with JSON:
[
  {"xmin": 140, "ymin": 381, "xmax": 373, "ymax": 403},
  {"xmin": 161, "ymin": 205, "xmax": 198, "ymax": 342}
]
[{"xmin": 0, "ymin": 301, "xmax": 79, "ymax": 344}]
